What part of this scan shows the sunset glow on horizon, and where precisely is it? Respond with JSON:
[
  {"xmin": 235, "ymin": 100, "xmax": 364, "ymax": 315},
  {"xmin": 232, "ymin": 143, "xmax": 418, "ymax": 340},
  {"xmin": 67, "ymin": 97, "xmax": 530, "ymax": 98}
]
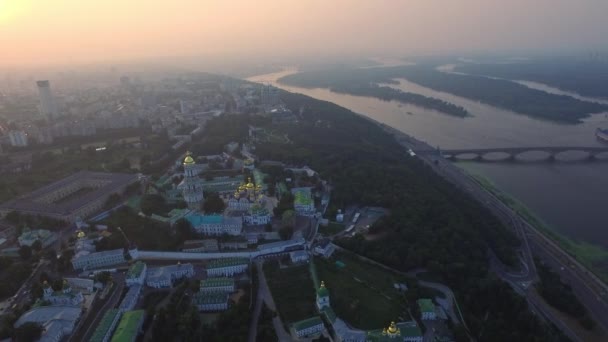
[{"xmin": 1, "ymin": 0, "xmax": 608, "ymax": 68}]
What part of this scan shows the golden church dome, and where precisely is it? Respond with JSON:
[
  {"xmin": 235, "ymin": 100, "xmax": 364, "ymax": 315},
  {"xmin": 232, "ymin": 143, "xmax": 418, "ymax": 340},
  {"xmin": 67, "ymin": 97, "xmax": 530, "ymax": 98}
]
[{"xmin": 183, "ymin": 152, "xmax": 195, "ymax": 165}]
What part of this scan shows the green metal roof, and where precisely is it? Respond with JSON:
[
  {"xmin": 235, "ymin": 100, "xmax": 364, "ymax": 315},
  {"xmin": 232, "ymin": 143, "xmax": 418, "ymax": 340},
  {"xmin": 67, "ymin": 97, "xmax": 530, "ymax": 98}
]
[
  {"xmin": 90, "ymin": 309, "xmax": 120, "ymax": 342},
  {"xmin": 186, "ymin": 213, "xmax": 223, "ymax": 226},
  {"xmin": 321, "ymin": 307, "xmax": 336, "ymax": 323},
  {"xmin": 417, "ymin": 298, "xmax": 435, "ymax": 313},
  {"xmin": 207, "ymin": 258, "xmax": 248, "ymax": 269},
  {"xmin": 194, "ymin": 292, "xmax": 228, "ymax": 305},
  {"xmin": 200, "ymin": 277, "xmax": 235, "ymax": 288},
  {"xmin": 126, "ymin": 261, "xmax": 145, "ymax": 279},
  {"xmin": 399, "ymin": 321, "xmax": 423, "ymax": 338},
  {"xmin": 292, "ymin": 316, "xmax": 323, "ymax": 331},
  {"xmin": 292, "ymin": 188, "xmax": 313, "ymax": 205},
  {"xmin": 111, "ymin": 310, "xmax": 144, "ymax": 342}
]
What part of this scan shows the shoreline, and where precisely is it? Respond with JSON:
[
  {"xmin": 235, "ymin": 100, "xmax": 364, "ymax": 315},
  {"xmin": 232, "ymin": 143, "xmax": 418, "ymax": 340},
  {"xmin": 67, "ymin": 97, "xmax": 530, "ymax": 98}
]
[{"xmin": 462, "ymin": 168, "xmax": 608, "ymax": 282}]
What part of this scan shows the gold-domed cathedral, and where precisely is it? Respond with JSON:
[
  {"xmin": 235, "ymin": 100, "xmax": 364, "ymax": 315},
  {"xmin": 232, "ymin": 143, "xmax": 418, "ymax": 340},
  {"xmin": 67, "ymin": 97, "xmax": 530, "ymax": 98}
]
[{"xmin": 180, "ymin": 152, "xmax": 204, "ymax": 209}]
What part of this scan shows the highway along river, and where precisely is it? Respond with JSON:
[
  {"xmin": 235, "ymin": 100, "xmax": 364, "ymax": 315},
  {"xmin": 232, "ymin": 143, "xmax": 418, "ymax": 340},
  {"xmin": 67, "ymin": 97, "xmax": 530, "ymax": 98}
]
[{"xmin": 247, "ymin": 69, "xmax": 608, "ymax": 274}]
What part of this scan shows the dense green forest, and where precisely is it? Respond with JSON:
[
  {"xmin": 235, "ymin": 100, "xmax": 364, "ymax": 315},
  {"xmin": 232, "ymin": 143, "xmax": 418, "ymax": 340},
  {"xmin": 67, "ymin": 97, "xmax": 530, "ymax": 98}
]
[
  {"xmin": 455, "ymin": 59, "xmax": 608, "ymax": 99},
  {"xmin": 251, "ymin": 90, "xmax": 563, "ymax": 341},
  {"xmin": 279, "ymin": 65, "xmax": 608, "ymax": 123},
  {"xmin": 536, "ymin": 261, "xmax": 596, "ymax": 330}
]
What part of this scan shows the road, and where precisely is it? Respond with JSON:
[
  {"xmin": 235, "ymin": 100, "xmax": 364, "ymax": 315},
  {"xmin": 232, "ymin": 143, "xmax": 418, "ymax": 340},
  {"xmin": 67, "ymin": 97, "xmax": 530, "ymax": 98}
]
[
  {"xmin": 247, "ymin": 261, "xmax": 265, "ymax": 342},
  {"xmin": 69, "ymin": 274, "xmax": 125, "ymax": 342},
  {"xmin": 389, "ymin": 126, "xmax": 608, "ymax": 340},
  {"xmin": 0, "ymin": 259, "xmax": 49, "ymax": 315},
  {"xmin": 254, "ymin": 260, "xmax": 293, "ymax": 342}
]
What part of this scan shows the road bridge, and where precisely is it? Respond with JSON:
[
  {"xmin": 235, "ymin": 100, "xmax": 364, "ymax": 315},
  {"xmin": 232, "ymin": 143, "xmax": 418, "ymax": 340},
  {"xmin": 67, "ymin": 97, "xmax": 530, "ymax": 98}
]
[{"xmin": 415, "ymin": 146, "xmax": 608, "ymax": 162}]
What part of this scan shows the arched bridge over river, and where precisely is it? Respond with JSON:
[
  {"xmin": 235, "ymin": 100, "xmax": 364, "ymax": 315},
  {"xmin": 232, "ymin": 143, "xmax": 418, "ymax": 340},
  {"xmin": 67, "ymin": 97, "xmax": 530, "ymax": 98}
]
[{"xmin": 415, "ymin": 146, "xmax": 608, "ymax": 162}]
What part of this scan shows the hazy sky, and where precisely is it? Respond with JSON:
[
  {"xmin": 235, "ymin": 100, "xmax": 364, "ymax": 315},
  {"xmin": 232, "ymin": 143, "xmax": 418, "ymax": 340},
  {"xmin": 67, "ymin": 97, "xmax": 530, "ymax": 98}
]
[{"xmin": 1, "ymin": 0, "xmax": 607, "ymax": 67}]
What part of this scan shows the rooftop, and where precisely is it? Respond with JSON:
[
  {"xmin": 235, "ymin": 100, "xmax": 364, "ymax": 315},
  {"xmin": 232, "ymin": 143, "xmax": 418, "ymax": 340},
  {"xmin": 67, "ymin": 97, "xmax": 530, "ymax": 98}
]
[
  {"xmin": 118, "ymin": 285, "xmax": 142, "ymax": 311},
  {"xmin": 185, "ymin": 213, "xmax": 242, "ymax": 226},
  {"xmin": 417, "ymin": 298, "xmax": 435, "ymax": 313},
  {"xmin": 321, "ymin": 306, "xmax": 336, "ymax": 324},
  {"xmin": 111, "ymin": 310, "xmax": 145, "ymax": 342},
  {"xmin": 291, "ymin": 187, "xmax": 313, "ymax": 205},
  {"xmin": 0, "ymin": 171, "xmax": 138, "ymax": 218},
  {"xmin": 200, "ymin": 277, "xmax": 235, "ymax": 288},
  {"xmin": 207, "ymin": 258, "xmax": 249, "ymax": 269},
  {"xmin": 90, "ymin": 309, "xmax": 121, "ymax": 342},
  {"xmin": 126, "ymin": 261, "xmax": 146, "ymax": 279},
  {"xmin": 257, "ymin": 238, "xmax": 305, "ymax": 251},
  {"xmin": 292, "ymin": 316, "xmax": 323, "ymax": 331},
  {"xmin": 147, "ymin": 263, "xmax": 193, "ymax": 281},
  {"xmin": 194, "ymin": 292, "xmax": 228, "ymax": 305},
  {"xmin": 73, "ymin": 248, "xmax": 124, "ymax": 261},
  {"xmin": 15, "ymin": 306, "xmax": 81, "ymax": 328}
]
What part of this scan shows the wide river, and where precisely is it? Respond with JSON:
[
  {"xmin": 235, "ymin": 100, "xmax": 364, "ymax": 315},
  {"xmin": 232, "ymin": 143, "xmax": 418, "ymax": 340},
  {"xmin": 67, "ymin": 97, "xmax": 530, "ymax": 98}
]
[{"xmin": 247, "ymin": 69, "xmax": 608, "ymax": 249}]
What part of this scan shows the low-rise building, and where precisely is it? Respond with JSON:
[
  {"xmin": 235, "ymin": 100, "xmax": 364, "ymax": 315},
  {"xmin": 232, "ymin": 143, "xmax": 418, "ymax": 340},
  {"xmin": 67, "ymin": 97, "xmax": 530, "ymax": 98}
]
[
  {"xmin": 18, "ymin": 229, "xmax": 57, "ymax": 248},
  {"xmin": 42, "ymin": 280, "xmax": 84, "ymax": 307},
  {"xmin": 243, "ymin": 205, "xmax": 271, "ymax": 225},
  {"xmin": 291, "ymin": 187, "xmax": 315, "ymax": 217},
  {"xmin": 199, "ymin": 278, "xmax": 235, "ymax": 293},
  {"xmin": 186, "ymin": 213, "xmax": 243, "ymax": 236},
  {"xmin": 194, "ymin": 292, "xmax": 229, "ymax": 312},
  {"xmin": 146, "ymin": 263, "xmax": 194, "ymax": 288},
  {"xmin": 206, "ymin": 258, "xmax": 248, "ymax": 277},
  {"xmin": 118, "ymin": 284, "xmax": 142, "ymax": 312},
  {"xmin": 110, "ymin": 310, "xmax": 145, "ymax": 342},
  {"xmin": 290, "ymin": 250, "xmax": 309, "ymax": 264},
  {"xmin": 71, "ymin": 248, "xmax": 128, "ymax": 271},
  {"xmin": 90, "ymin": 309, "xmax": 121, "ymax": 342},
  {"xmin": 291, "ymin": 316, "xmax": 324, "ymax": 338},
  {"xmin": 313, "ymin": 239, "xmax": 335, "ymax": 259},
  {"xmin": 64, "ymin": 277, "xmax": 94, "ymax": 292},
  {"xmin": 417, "ymin": 298, "xmax": 436, "ymax": 320},
  {"xmin": 14, "ymin": 306, "xmax": 81, "ymax": 342},
  {"xmin": 125, "ymin": 261, "xmax": 147, "ymax": 287}
]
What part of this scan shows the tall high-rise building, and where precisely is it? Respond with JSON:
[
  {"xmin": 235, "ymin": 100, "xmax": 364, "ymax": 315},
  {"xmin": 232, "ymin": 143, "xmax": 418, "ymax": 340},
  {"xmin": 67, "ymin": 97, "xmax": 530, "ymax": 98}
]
[
  {"xmin": 36, "ymin": 80, "xmax": 58, "ymax": 119},
  {"xmin": 260, "ymin": 84, "xmax": 280, "ymax": 107}
]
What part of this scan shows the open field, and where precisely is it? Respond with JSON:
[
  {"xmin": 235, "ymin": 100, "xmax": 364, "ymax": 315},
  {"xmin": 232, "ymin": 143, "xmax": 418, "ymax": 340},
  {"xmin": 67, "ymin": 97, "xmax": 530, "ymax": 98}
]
[
  {"xmin": 264, "ymin": 262, "xmax": 316, "ymax": 323},
  {"xmin": 314, "ymin": 251, "xmax": 410, "ymax": 329},
  {"xmin": 319, "ymin": 222, "xmax": 345, "ymax": 235}
]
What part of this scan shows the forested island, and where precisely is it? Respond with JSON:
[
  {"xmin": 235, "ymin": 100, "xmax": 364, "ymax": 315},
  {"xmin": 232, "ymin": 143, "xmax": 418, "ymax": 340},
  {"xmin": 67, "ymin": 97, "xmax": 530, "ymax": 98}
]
[
  {"xmin": 279, "ymin": 65, "xmax": 608, "ymax": 123},
  {"xmin": 330, "ymin": 83, "xmax": 469, "ymax": 117},
  {"xmin": 454, "ymin": 59, "xmax": 608, "ymax": 99},
  {"xmin": 279, "ymin": 68, "xmax": 469, "ymax": 117},
  {"xmin": 190, "ymin": 86, "xmax": 567, "ymax": 340}
]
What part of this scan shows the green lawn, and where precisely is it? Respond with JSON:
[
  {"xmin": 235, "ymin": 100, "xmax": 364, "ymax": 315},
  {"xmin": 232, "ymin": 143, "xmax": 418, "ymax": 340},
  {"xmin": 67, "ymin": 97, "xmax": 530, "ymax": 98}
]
[
  {"xmin": 314, "ymin": 252, "xmax": 410, "ymax": 329},
  {"xmin": 264, "ymin": 262, "xmax": 317, "ymax": 323},
  {"xmin": 320, "ymin": 222, "xmax": 346, "ymax": 235}
]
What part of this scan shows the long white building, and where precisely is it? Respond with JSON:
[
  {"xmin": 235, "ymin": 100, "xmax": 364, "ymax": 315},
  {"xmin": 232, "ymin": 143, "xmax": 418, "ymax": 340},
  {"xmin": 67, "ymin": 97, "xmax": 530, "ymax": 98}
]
[
  {"xmin": 206, "ymin": 258, "xmax": 248, "ymax": 277},
  {"xmin": 71, "ymin": 248, "xmax": 127, "ymax": 271},
  {"xmin": 146, "ymin": 263, "xmax": 194, "ymax": 288}
]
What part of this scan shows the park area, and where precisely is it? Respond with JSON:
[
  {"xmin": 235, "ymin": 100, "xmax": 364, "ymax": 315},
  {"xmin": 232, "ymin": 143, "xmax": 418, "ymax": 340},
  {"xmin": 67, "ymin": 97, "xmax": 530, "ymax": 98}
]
[
  {"xmin": 263, "ymin": 262, "xmax": 317, "ymax": 323},
  {"xmin": 313, "ymin": 250, "xmax": 410, "ymax": 329}
]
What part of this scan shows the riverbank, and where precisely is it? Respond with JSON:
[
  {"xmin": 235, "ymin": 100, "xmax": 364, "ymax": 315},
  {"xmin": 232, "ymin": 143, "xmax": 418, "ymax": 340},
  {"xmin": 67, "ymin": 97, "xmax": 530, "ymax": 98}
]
[{"xmin": 461, "ymin": 166, "xmax": 608, "ymax": 282}]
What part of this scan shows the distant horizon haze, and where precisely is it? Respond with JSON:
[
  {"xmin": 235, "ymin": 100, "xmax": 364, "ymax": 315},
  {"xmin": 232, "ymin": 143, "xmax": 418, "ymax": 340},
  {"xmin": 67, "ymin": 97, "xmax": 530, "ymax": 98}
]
[{"xmin": 1, "ymin": 0, "xmax": 608, "ymax": 69}]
